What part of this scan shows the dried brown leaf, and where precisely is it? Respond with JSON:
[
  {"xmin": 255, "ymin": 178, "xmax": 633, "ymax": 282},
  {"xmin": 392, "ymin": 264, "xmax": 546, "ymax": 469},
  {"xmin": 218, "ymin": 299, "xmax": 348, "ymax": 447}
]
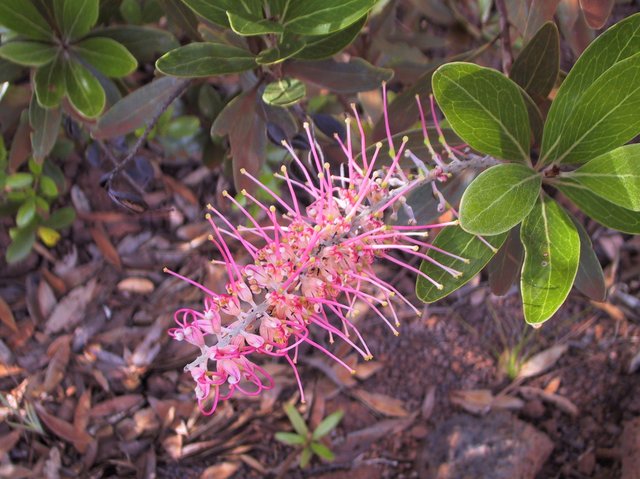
[
  {"xmin": 519, "ymin": 386, "xmax": 579, "ymax": 416},
  {"xmin": 353, "ymin": 389, "xmax": 409, "ymax": 417},
  {"xmin": 579, "ymin": 0, "xmax": 614, "ymax": 29},
  {"xmin": 450, "ymin": 389, "xmax": 493, "ymax": 415},
  {"xmin": 35, "ymin": 404, "xmax": 92, "ymax": 451},
  {"xmin": 545, "ymin": 376, "xmax": 562, "ymax": 394},
  {"xmin": 200, "ymin": 462, "xmax": 240, "ymax": 479},
  {"xmin": 45, "ymin": 278, "xmax": 98, "ymax": 335},
  {"xmin": 421, "ymin": 385, "xmax": 437, "ymax": 419},
  {"xmin": 0, "ymin": 429, "xmax": 21, "ymax": 456},
  {"xmin": 74, "ymin": 389, "xmax": 92, "ymax": 438},
  {"xmin": 0, "ymin": 363, "xmax": 23, "ymax": 378},
  {"xmin": 90, "ymin": 223, "xmax": 122, "ymax": 270},
  {"xmin": 162, "ymin": 434, "xmax": 182, "ymax": 461},
  {"xmin": 491, "ymin": 394, "xmax": 525, "ymax": 410},
  {"xmin": 117, "ymin": 277, "xmax": 155, "ymax": 295},
  {"xmin": 354, "ymin": 361, "xmax": 384, "ymax": 380},
  {"xmin": 44, "ymin": 447, "xmax": 61, "ymax": 479},
  {"xmin": 42, "ymin": 335, "xmax": 71, "ymax": 393},
  {"xmin": 517, "ymin": 344, "xmax": 568, "ymax": 380},
  {"xmin": 38, "ymin": 278, "xmax": 57, "ymax": 320},
  {"xmin": 91, "ymin": 394, "xmax": 144, "ymax": 418},
  {"xmin": 0, "ymin": 297, "xmax": 18, "ymax": 333}
]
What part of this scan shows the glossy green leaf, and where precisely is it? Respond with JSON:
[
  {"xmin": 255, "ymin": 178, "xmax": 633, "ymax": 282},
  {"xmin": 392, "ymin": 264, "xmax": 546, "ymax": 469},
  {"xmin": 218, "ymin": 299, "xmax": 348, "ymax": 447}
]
[
  {"xmin": 39, "ymin": 176, "xmax": 58, "ymax": 197},
  {"xmin": 416, "ymin": 226, "xmax": 507, "ymax": 303},
  {"xmin": 227, "ymin": 11, "xmax": 284, "ymax": 36},
  {"xmin": 571, "ymin": 215, "xmax": 606, "ymax": 302},
  {"xmin": 274, "ymin": 432, "xmax": 306, "ymax": 445},
  {"xmin": 459, "ymin": 163, "xmax": 542, "ymax": 235},
  {"xmin": 64, "ymin": 59, "xmax": 106, "ymax": 118},
  {"xmin": 520, "ymin": 195, "xmax": 580, "ymax": 325},
  {"xmin": 6, "ymin": 173, "xmax": 33, "ymax": 189},
  {"xmin": 509, "ymin": 22, "xmax": 559, "ymax": 100},
  {"xmin": 283, "ymin": 58, "xmax": 393, "ymax": 93},
  {"xmin": 256, "ymin": 36, "xmax": 307, "ymax": 65},
  {"xmin": 156, "ymin": 42, "xmax": 255, "ymax": 77},
  {"xmin": 487, "ymin": 227, "xmax": 524, "ymax": 296},
  {"xmin": 34, "ymin": 54, "xmax": 66, "ymax": 108},
  {"xmin": 179, "ymin": 0, "xmax": 262, "ymax": 27},
  {"xmin": 310, "ymin": 442, "xmax": 335, "ymax": 461},
  {"xmin": 157, "ymin": 0, "xmax": 201, "ymax": 40},
  {"xmin": 295, "ymin": 16, "xmax": 366, "ymax": 60},
  {"xmin": 262, "ymin": 78, "xmax": 306, "ymax": 107},
  {"xmin": 283, "ymin": 0, "xmax": 376, "ymax": 35},
  {"xmin": 0, "ymin": 42, "xmax": 57, "ymax": 67},
  {"xmin": 518, "ymin": 85, "xmax": 543, "ymax": 147},
  {"xmin": 16, "ymin": 198, "xmax": 36, "ymax": 227},
  {"xmin": 312, "ymin": 411, "xmax": 343, "ymax": 440},
  {"xmin": 563, "ymin": 144, "xmax": 640, "ymax": 211},
  {"xmin": 73, "ymin": 38, "xmax": 137, "ymax": 78},
  {"xmin": 541, "ymin": 13, "xmax": 640, "ymax": 165},
  {"xmin": 60, "ymin": 0, "xmax": 99, "ymax": 40},
  {"xmin": 0, "ymin": 0, "xmax": 52, "ymax": 41},
  {"xmin": 43, "ymin": 206, "xmax": 76, "ymax": 229},
  {"xmin": 6, "ymin": 226, "xmax": 35, "ymax": 264},
  {"xmin": 432, "ymin": 62, "xmax": 530, "ymax": 163},
  {"xmin": 29, "ymin": 96, "xmax": 61, "ymax": 163},
  {"xmin": 283, "ymin": 404, "xmax": 308, "ymax": 436},
  {"xmin": 555, "ymin": 179, "xmax": 640, "ymax": 234},
  {"xmin": 89, "ymin": 26, "xmax": 179, "ymax": 62}
]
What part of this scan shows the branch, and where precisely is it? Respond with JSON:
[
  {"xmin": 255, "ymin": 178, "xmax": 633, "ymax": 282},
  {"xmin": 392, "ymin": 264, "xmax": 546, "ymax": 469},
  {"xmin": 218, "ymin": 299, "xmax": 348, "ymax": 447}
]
[{"xmin": 495, "ymin": 0, "xmax": 514, "ymax": 74}]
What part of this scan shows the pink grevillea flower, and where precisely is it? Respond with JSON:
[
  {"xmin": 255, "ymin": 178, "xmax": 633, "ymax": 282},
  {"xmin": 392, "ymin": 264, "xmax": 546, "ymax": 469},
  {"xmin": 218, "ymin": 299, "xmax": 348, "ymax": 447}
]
[{"xmin": 166, "ymin": 86, "xmax": 466, "ymax": 414}]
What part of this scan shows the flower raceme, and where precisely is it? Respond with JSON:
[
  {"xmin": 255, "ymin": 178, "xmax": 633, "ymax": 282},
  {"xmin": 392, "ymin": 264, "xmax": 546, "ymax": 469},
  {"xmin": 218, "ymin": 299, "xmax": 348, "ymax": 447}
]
[{"xmin": 165, "ymin": 88, "xmax": 467, "ymax": 414}]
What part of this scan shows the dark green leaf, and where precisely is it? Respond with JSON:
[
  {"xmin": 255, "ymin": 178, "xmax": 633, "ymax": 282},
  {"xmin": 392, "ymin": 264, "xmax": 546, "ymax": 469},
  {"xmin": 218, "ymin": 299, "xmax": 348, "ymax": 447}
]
[
  {"xmin": 6, "ymin": 226, "xmax": 35, "ymax": 264},
  {"xmin": 283, "ymin": 58, "xmax": 393, "ymax": 93},
  {"xmin": 274, "ymin": 432, "xmax": 306, "ymax": 445},
  {"xmin": 73, "ymin": 37, "xmax": 137, "ymax": 78},
  {"xmin": 518, "ymin": 85, "xmax": 544, "ymax": 147},
  {"xmin": 487, "ymin": 227, "xmax": 524, "ymax": 296},
  {"xmin": 310, "ymin": 442, "xmax": 335, "ymax": 461},
  {"xmin": 571, "ymin": 215, "xmax": 606, "ymax": 302},
  {"xmin": 60, "ymin": 0, "xmax": 99, "ymax": 40},
  {"xmin": 43, "ymin": 206, "xmax": 76, "ymax": 229},
  {"xmin": 509, "ymin": 22, "xmax": 559, "ymax": 100},
  {"xmin": 283, "ymin": 404, "xmax": 308, "ymax": 436},
  {"xmin": 94, "ymin": 77, "xmax": 188, "ymax": 139},
  {"xmin": 89, "ymin": 26, "xmax": 179, "ymax": 62},
  {"xmin": 29, "ymin": 96, "xmax": 61, "ymax": 163},
  {"xmin": 179, "ymin": 0, "xmax": 262, "ymax": 27},
  {"xmin": 562, "ymin": 144, "xmax": 640, "ymax": 211},
  {"xmin": 0, "ymin": 0, "xmax": 52, "ymax": 41},
  {"xmin": 541, "ymin": 13, "xmax": 640, "ymax": 165},
  {"xmin": 165, "ymin": 116, "xmax": 200, "ymax": 139},
  {"xmin": 156, "ymin": 0, "xmax": 201, "ymax": 40},
  {"xmin": 0, "ymin": 58, "xmax": 24, "ymax": 83},
  {"xmin": 432, "ymin": 62, "xmax": 530, "ymax": 163},
  {"xmin": 64, "ymin": 58, "xmax": 106, "ymax": 118},
  {"xmin": 16, "ymin": 198, "xmax": 36, "ymax": 227},
  {"xmin": 119, "ymin": 0, "xmax": 142, "ymax": 24},
  {"xmin": 156, "ymin": 42, "xmax": 255, "ymax": 77},
  {"xmin": 198, "ymin": 84, "xmax": 223, "ymax": 119},
  {"xmin": 520, "ymin": 195, "xmax": 580, "ymax": 325},
  {"xmin": 459, "ymin": 163, "xmax": 542, "ymax": 235},
  {"xmin": 34, "ymin": 54, "xmax": 66, "ymax": 108},
  {"xmin": 295, "ymin": 16, "xmax": 366, "ymax": 60},
  {"xmin": 0, "ymin": 41, "xmax": 57, "ymax": 67},
  {"xmin": 256, "ymin": 36, "xmax": 306, "ymax": 65},
  {"xmin": 312, "ymin": 411, "xmax": 343, "ymax": 440},
  {"xmin": 262, "ymin": 78, "xmax": 306, "ymax": 107},
  {"xmin": 227, "ymin": 11, "xmax": 284, "ymax": 36},
  {"xmin": 416, "ymin": 226, "xmax": 507, "ymax": 303},
  {"xmin": 555, "ymin": 178, "xmax": 640, "ymax": 234},
  {"xmin": 283, "ymin": 0, "xmax": 376, "ymax": 35}
]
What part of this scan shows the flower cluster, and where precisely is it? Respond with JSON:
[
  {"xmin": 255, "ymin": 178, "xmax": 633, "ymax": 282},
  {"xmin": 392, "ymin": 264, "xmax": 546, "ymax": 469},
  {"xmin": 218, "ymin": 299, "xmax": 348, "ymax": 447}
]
[{"xmin": 166, "ymin": 88, "xmax": 464, "ymax": 414}]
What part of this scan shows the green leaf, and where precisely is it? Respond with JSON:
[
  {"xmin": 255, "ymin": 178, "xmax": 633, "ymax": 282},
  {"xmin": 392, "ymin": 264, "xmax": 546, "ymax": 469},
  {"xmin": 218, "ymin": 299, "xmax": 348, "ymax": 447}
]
[
  {"xmin": 6, "ymin": 173, "xmax": 34, "ymax": 189},
  {"xmin": 555, "ymin": 179, "xmax": 640, "ymax": 234},
  {"xmin": 283, "ymin": 58, "xmax": 393, "ymax": 93},
  {"xmin": 16, "ymin": 198, "xmax": 36, "ymax": 227},
  {"xmin": 544, "ymin": 52, "xmax": 640, "ymax": 166},
  {"xmin": 64, "ymin": 58, "xmax": 106, "ymax": 118},
  {"xmin": 283, "ymin": 404, "xmax": 308, "ymax": 436},
  {"xmin": 43, "ymin": 206, "xmax": 76, "ymax": 229},
  {"xmin": 518, "ymin": 85, "xmax": 544, "ymax": 147},
  {"xmin": 119, "ymin": 0, "xmax": 142, "ymax": 25},
  {"xmin": 571, "ymin": 215, "xmax": 606, "ymax": 302},
  {"xmin": 416, "ymin": 226, "xmax": 507, "ymax": 303},
  {"xmin": 310, "ymin": 442, "xmax": 335, "ymax": 461},
  {"xmin": 73, "ymin": 38, "xmax": 138, "ymax": 78},
  {"xmin": 432, "ymin": 62, "xmax": 530, "ymax": 163},
  {"xmin": 300, "ymin": 447, "xmax": 313, "ymax": 468},
  {"xmin": 29, "ymin": 96, "xmax": 61, "ymax": 163},
  {"xmin": 227, "ymin": 11, "xmax": 284, "ymax": 36},
  {"xmin": 34, "ymin": 54, "xmax": 66, "ymax": 108},
  {"xmin": 262, "ymin": 78, "xmax": 306, "ymax": 107},
  {"xmin": 156, "ymin": 42, "xmax": 256, "ymax": 77},
  {"xmin": 0, "ymin": 0, "xmax": 52, "ymax": 41},
  {"xmin": 89, "ymin": 26, "xmax": 179, "ymax": 63},
  {"xmin": 312, "ymin": 411, "xmax": 343, "ymax": 440},
  {"xmin": 509, "ymin": 22, "xmax": 559, "ymax": 100},
  {"xmin": 157, "ymin": 0, "xmax": 201, "ymax": 40},
  {"xmin": 520, "ymin": 195, "xmax": 580, "ymax": 325},
  {"xmin": 256, "ymin": 36, "xmax": 307, "ymax": 65},
  {"xmin": 179, "ymin": 0, "xmax": 262, "ymax": 27},
  {"xmin": 165, "ymin": 116, "xmax": 200, "ymax": 139},
  {"xmin": 540, "ymin": 13, "xmax": 640, "ymax": 165},
  {"xmin": 283, "ymin": 0, "xmax": 376, "ymax": 35},
  {"xmin": 39, "ymin": 176, "xmax": 58, "ymax": 197},
  {"xmin": 6, "ymin": 226, "xmax": 35, "ymax": 264},
  {"xmin": 487, "ymin": 227, "xmax": 524, "ymax": 296},
  {"xmin": 0, "ymin": 41, "xmax": 57, "ymax": 67},
  {"xmin": 295, "ymin": 15, "xmax": 366, "ymax": 60},
  {"xmin": 275, "ymin": 432, "xmax": 306, "ymax": 445},
  {"xmin": 459, "ymin": 163, "xmax": 542, "ymax": 235},
  {"xmin": 562, "ymin": 144, "xmax": 640, "ymax": 211},
  {"xmin": 60, "ymin": 0, "xmax": 99, "ymax": 40}
]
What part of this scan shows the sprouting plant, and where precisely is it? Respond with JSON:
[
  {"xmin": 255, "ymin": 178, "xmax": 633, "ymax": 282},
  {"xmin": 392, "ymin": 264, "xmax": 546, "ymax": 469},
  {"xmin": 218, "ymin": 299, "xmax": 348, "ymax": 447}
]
[
  {"xmin": 0, "ymin": 393, "xmax": 44, "ymax": 435},
  {"xmin": 275, "ymin": 404, "xmax": 343, "ymax": 468}
]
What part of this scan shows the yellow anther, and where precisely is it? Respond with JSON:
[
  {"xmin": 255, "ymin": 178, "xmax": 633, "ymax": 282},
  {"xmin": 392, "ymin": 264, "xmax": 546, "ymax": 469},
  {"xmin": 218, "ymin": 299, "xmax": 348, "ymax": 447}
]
[{"xmin": 381, "ymin": 301, "xmax": 388, "ymax": 307}]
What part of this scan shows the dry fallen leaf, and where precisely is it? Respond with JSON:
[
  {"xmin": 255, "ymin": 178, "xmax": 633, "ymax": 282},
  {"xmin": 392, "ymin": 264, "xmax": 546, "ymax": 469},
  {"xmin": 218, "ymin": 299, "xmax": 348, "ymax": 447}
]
[
  {"xmin": 517, "ymin": 344, "xmax": 568, "ymax": 380},
  {"xmin": 354, "ymin": 360, "xmax": 384, "ymax": 380},
  {"xmin": 200, "ymin": 462, "xmax": 240, "ymax": 479},
  {"xmin": 90, "ymin": 223, "xmax": 122, "ymax": 270},
  {"xmin": 545, "ymin": 376, "xmax": 562, "ymax": 394},
  {"xmin": 90, "ymin": 394, "xmax": 144, "ymax": 418},
  {"xmin": 519, "ymin": 386, "xmax": 579, "ymax": 416},
  {"xmin": 353, "ymin": 389, "xmax": 409, "ymax": 417},
  {"xmin": 421, "ymin": 386, "xmax": 437, "ymax": 419},
  {"xmin": 0, "ymin": 430, "xmax": 21, "ymax": 456},
  {"xmin": 0, "ymin": 297, "xmax": 18, "ymax": 334},
  {"xmin": 45, "ymin": 278, "xmax": 98, "ymax": 335},
  {"xmin": 35, "ymin": 404, "xmax": 92, "ymax": 452},
  {"xmin": 450, "ymin": 389, "xmax": 494, "ymax": 415},
  {"xmin": 38, "ymin": 278, "xmax": 57, "ymax": 320},
  {"xmin": 117, "ymin": 277, "xmax": 155, "ymax": 295},
  {"xmin": 42, "ymin": 335, "xmax": 71, "ymax": 393}
]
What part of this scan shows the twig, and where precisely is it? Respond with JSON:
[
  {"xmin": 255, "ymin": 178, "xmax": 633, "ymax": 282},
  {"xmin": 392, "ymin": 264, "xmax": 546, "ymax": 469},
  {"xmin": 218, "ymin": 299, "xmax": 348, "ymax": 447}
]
[
  {"xmin": 494, "ymin": 0, "xmax": 514, "ymax": 74},
  {"xmin": 103, "ymin": 79, "xmax": 192, "ymax": 188}
]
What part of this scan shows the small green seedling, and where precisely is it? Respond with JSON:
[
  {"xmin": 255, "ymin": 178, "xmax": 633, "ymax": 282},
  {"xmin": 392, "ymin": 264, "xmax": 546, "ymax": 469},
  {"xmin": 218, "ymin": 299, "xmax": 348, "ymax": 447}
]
[{"xmin": 275, "ymin": 404, "xmax": 343, "ymax": 468}]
